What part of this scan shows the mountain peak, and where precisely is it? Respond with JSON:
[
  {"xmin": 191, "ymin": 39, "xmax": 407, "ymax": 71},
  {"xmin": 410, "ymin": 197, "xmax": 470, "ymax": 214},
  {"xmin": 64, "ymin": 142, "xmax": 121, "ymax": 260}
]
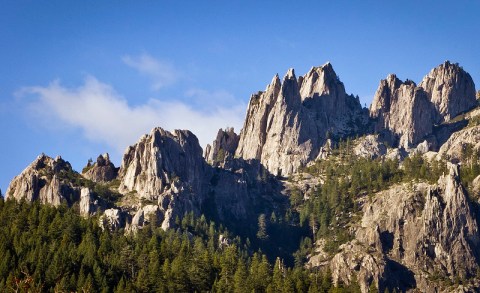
[
  {"xmin": 284, "ymin": 68, "xmax": 296, "ymax": 80},
  {"xmin": 420, "ymin": 61, "xmax": 476, "ymax": 122},
  {"xmin": 267, "ymin": 73, "xmax": 281, "ymax": 91},
  {"xmin": 236, "ymin": 62, "xmax": 367, "ymax": 175},
  {"xmin": 6, "ymin": 153, "xmax": 76, "ymax": 205}
]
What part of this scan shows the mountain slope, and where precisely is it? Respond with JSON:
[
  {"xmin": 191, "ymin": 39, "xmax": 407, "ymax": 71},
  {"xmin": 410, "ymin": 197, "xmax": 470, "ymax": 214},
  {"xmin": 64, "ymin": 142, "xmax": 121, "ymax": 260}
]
[{"xmin": 4, "ymin": 60, "xmax": 480, "ymax": 292}]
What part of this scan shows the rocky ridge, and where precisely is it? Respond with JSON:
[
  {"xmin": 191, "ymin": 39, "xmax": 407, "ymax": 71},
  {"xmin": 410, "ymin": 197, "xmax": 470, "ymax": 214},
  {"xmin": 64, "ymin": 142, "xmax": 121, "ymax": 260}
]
[
  {"xmin": 204, "ymin": 127, "xmax": 239, "ymax": 166},
  {"xmin": 118, "ymin": 127, "xmax": 206, "ymax": 201},
  {"xmin": 419, "ymin": 61, "xmax": 477, "ymax": 123},
  {"xmin": 115, "ymin": 126, "xmax": 281, "ymax": 231},
  {"xmin": 370, "ymin": 75, "xmax": 434, "ymax": 148},
  {"xmin": 5, "ymin": 60, "xmax": 480, "ymax": 292}
]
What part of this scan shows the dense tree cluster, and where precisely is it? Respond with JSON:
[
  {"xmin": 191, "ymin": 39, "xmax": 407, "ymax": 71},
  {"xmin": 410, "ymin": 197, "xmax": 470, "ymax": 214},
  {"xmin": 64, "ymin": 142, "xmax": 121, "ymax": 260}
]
[{"xmin": 0, "ymin": 199, "xmax": 367, "ymax": 292}]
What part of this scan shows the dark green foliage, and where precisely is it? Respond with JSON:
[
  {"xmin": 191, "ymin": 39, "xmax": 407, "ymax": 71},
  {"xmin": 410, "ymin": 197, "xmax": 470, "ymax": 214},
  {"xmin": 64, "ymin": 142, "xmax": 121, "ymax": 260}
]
[
  {"xmin": 403, "ymin": 153, "xmax": 447, "ymax": 183},
  {"xmin": 214, "ymin": 148, "xmax": 226, "ymax": 164},
  {"xmin": 81, "ymin": 158, "xmax": 94, "ymax": 174},
  {"xmin": 298, "ymin": 141, "xmax": 405, "ymax": 253},
  {"xmin": 460, "ymin": 144, "xmax": 480, "ymax": 193},
  {"xmin": 257, "ymin": 213, "xmax": 269, "ymax": 241},
  {"xmin": 92, "ymin": 183, "xmax": 123, "ymax": 205},
  {"xmin": 0, "ymin": 199, "xmax": 354, "ymax": 292}
]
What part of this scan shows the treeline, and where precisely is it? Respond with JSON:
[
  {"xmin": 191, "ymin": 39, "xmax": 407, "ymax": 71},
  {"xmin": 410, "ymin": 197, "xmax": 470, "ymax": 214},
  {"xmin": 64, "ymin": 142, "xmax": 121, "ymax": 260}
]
[{"xmin": 0, "ymin": 199, "xmax": 364, "ymax": 293}]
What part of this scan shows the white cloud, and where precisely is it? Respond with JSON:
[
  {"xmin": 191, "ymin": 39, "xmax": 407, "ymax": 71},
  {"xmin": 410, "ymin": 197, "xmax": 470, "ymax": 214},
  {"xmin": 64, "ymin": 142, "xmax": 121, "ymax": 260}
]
[
  {"xmin": 19, "ymin": 76, "xmax": 246, "ymax": 154},
  {"xmin": 122, "ymin": 53, "xmax": 178, "ymax": 90},
  {"xmin": 184, "ymin": 88, "xmax": 239, "ymax": 110}
]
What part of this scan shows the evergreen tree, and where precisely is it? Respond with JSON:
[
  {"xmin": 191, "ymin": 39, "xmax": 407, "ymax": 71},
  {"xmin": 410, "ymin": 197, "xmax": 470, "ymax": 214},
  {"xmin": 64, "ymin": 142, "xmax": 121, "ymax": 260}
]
[
  {"xmin": 233, "ymin": 258, "xmax": 248, "ymax": 293},
  {"xmin": 256, "ymin": 214, "xmax": 269, "ymax": 241}
]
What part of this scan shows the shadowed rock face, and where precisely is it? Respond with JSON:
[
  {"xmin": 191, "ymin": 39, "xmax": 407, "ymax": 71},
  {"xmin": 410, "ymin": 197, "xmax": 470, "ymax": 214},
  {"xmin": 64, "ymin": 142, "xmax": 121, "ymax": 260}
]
[
  {"xmin": 117, "ymin": 127, "xmax": 281, "ymax": 231},
  {"xmin": 236, "ymin": 63, "xmax": 367, "ymax": 176},
  {"xmin": 5, "ymin": 154, "xmax": 79, "ymax": 206}
]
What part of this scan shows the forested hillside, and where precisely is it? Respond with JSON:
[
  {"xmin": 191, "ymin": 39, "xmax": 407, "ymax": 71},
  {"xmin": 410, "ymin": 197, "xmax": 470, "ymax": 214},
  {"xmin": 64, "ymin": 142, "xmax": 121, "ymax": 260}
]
[{"xmin": 1, "ymin": 138, "xmax": 479, "ymax": 292}]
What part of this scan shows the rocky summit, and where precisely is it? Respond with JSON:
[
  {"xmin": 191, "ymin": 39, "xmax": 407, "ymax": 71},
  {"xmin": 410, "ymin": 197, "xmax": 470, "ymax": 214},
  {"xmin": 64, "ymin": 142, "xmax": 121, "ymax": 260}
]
[
  {"xmin": 236, "ymin": 63, "xmax": 368, "ymax": 176},
  {"xmin": 420, "ymin": 61, "xmax": 477, "ymax": 123},
  {"xmin": 4, "ymin": 61, "xmax": 480, "ymax": 292},
  {"xmin": 370, "ymin": 61, "xmax": 477, "ymax": 149},
  {"xmin": 6, "ymin": 154, "xmax": 79, "ymax": 206}
]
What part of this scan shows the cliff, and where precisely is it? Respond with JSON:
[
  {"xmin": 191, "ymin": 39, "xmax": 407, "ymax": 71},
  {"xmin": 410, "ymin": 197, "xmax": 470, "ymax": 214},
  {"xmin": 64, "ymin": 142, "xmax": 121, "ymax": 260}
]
[{"xmin": 236, "ymin": 63, "xmax": 367, "ymax": 176}]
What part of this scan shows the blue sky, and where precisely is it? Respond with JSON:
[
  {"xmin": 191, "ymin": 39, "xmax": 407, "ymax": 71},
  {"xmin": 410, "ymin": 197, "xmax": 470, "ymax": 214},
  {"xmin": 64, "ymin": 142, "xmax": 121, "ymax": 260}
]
[{"xmin": 1, "ymin": 0, "xmax": 479, "ymax": 194}]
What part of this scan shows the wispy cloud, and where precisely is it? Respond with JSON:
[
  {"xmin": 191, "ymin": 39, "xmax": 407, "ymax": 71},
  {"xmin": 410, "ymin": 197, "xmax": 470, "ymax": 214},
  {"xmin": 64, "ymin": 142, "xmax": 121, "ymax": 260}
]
[
  {"xmin": 18, "ymin": 76, "xmax": 246, "ymax": 153},
  {"xmin": 184, "ymin": 88, "xmax": 239, "ymax": 110},
  {"xmin": 122, "ymin": 53, "xmax": 178, "ymax": 90}
]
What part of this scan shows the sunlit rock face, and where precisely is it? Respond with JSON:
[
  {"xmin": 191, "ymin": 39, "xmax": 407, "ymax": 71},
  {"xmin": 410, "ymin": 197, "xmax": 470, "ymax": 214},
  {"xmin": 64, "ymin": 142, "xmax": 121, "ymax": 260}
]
[
  {"xmin": 419, "ymin": 61, "xmax": 477, "ymax": 123},
  {"xmin": 329, "ymin": 163, "xmax": 480, "ymax": 292},
  {"xmin": 370, "ymin": 74, "xmax": 434, "ymax": 148},
  {"xmin": 236, "ymin": 63, "xmax": 367, "ymax": 176},
  {"xmin": 6, "ymin": 154, "xmax": 79, "ymax": 206}
]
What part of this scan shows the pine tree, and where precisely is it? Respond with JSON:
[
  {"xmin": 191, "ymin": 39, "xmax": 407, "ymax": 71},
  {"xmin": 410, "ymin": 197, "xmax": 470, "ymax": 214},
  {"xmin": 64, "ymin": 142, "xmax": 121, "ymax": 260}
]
[
  {"xmin": 272, "ymin": 257, "xmax": 284, "ymax": 292},
  {"xmin": 256, "ymin": 214, "xmax": 269, "ymax": 241},
  {"xmin": 233, "ymin": 258, "xmax": 248, "ymax": 293}
]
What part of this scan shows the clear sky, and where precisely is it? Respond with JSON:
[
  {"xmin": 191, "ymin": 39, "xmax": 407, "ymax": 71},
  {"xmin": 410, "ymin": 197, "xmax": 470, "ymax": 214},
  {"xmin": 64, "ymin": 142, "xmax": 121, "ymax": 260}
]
[{"xmin": 1, "ymin": 0, "xmax": 479, "ymax": 194}]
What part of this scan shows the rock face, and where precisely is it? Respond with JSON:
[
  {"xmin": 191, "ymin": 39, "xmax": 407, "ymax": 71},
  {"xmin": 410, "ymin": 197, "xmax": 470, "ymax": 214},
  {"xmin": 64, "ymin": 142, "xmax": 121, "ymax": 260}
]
[
  {"xmin": 82, "ymin": 153, "xmax": 118, "ymax": 183},
  {"xmin": 118, "ymin": 127, "xmax": 206, "ymax": 200},
  {"xmin": 5, "ymin": 154, "xmax": 79, "ymax": 206},
  {"xmin": 118, "ymin": 127, "xmax": 208, "ymax": 229},
  {"xmin": 118, "ymin": 127, "xmax": 280, "ymax": 231},
  {"xmin": 370, "ymin": 75, "xmax": 434, "ymax": 148},
  {"xmin": 330, "ymin": 240, "xmax": 386, "ymax": 293},
  {"xmin": 472, "ymin": 175, "xmax": 480, "ymax": 200},
  {"xmin": 80, "ymin": 188, "xmax": 94, "ymax": 217},
  {"xmin": 353, "ymin": 135, "xmax": 387, "ymax": 159},
  {"xmin": 371, "ymin": 61, "xmax": 477, "ymax": 149},
  {"xmin": 419, "ymin": 61, "xmax": 477, "ymax": 123},
  {"xmin": 100, "ymin": 208, "xmax": 125, "ymax": 231},
  {"xmin": 329, "ymin": 163, "xmax": 480, "ymax": 292},
  {"xmin": 204, "ymin": 127, "xmax": 239, "ymax": 166},
  {"xmin": 236, "ymin": 63, "xmax": 367, "ymax": 176},
  {"xmin": 129, "ymin": 205, "xmax": 163, "ymax": 232},
  {"xmin": 437, "ymin": 124, "xmax": 480, "ymax": 161}
]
